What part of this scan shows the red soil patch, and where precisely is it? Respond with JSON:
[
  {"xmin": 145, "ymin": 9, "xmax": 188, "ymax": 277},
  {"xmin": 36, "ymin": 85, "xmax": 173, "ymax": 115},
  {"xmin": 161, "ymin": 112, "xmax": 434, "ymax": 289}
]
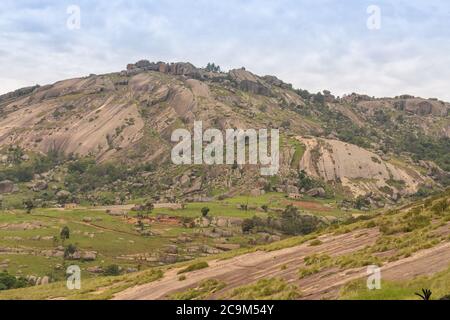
[{"xmin": 283, "ymin": 200, "xmax": 331, "ymax": 212}]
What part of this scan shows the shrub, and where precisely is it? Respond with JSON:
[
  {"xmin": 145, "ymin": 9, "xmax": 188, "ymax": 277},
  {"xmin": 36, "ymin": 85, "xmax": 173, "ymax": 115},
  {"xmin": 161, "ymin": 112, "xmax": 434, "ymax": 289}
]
[
  {"xmin": 309, "ymin": 239, "xmax": 323, "ymax": 246},
  {"xmin": 201, "ymin": 207, "xmax": 210, "ymax": 217},
  {"xmin": 280, "ymin": 205, "xmax": 322, "ymax": 236},
  {"xmin": 60, "ymin": 226, "xmax": 70, "ymax": 244},
  {"xmin": 103, "ymin": 265, "xmax": 122, "ymax": 276},
  {"xmin": 431, "ymin": 199, "xmax": 449, "ymax": 215},
  {"xmin": 64, "ymin": 244, "xmax": 77, "ymax": 259},
  {"xmin": 178, "ymin": 262, "xmax": 209, "ymax": 275},
  {"xmin": 170, "ymin": 279, "xmax": 225, "ymax": 300},
  {"xmin": 0, "ymin": 271, "xmax": 28, "ymax": 291}
]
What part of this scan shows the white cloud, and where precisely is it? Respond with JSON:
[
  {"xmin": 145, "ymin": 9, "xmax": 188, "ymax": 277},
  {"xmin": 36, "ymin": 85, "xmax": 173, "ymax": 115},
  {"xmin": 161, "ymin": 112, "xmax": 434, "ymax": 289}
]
[{"xmin": 1, "ymin": 0, "xmax": 450, "ymax": 101}]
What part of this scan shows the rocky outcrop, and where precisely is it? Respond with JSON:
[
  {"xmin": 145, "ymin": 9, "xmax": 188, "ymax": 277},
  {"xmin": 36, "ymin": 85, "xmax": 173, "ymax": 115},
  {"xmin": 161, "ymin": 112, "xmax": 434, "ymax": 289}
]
[
  {"xmin": 126, "ymin": 60, "xmax": 199, "ymax": 77},
  {"xmin": 297, "ymin": 137, "xmax": 428, "ymax": 198},
  {"xmin": 306, "ymin": 187, "xmax": 326, "ymax": 198},
  {"xmin": 229, "ymin": 68, "xmax": 272, "ymax": 96}
]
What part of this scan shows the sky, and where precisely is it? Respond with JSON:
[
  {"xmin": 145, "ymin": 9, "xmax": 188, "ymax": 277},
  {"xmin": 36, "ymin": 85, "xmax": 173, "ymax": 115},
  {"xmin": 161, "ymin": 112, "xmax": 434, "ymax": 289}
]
[{"xmin": 1, "ymin": 0, "xmax": 450, "ymax": 100}]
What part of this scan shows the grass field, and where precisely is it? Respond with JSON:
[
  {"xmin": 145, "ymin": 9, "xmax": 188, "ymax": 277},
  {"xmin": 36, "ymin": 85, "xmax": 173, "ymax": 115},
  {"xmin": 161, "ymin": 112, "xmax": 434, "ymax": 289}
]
[
  {"xmin": 0, "ymin": 191, "xmax": 385, "ymax": 298},
  {"xmin": 340, "ymin": 267, "xmax": 450, "ymax": 300}
]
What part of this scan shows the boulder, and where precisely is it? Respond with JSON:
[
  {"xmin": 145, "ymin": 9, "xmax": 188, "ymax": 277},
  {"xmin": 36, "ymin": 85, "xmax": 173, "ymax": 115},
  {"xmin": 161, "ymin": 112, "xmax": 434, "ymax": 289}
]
[
  {"xmin": 180, "ymin": 174, "xmax": 190, "ymax": 186},
  {"xmin": 0, "ymin": 180, "xmax": 15, "ymax": 194},
  {"xmin": 201, "ymin": 245, "xmax": 221, "ymax": 255},
  {"xmin": 165, "ymin": 245, "xmax": 178, "ymax": 254},
  {"xmin": 160, "ymin": 254, "xmax": 178, "ymax": 264},
  {"xmin": 286, "ymin": 185, "xmax": 299, "ymax": 194},
  {"xmin": 126, "ymin": 267, "xmax": 138, "ymax": 273},
  {"xmin": 177, "ymin": 236, "xmax": 192, "ymax": 243},
  {"xmin": 250, "ymin": 189, "xmax": 265, "ymax": 197},
  {"xmin": 306, "ymin": 187, "xmax": 326, "ymax": 198},
  {"xmin": 87, "ymin": 266, "xmax": 103, "ymax": 274},
  {"xmin": 214, "ymin": 244, "xmax": 240, "ymax": 251},
  {"xmin": 40, "ymin": 276, "xmax": 50, "ymax": 285},
  {"xmin": 56, "ymin": 190, "xmax": 71, "ymax": 200},
  {"xmin": 32, "ymin": 181, "xmax": 48, "ymax": 191},
  {"xmin": 239, "ymin": 80, "xmax": 271, "ymax": 96},
  {"xmin": 81, "ymin": 251, "xmax": 97, "ymax": 261}
]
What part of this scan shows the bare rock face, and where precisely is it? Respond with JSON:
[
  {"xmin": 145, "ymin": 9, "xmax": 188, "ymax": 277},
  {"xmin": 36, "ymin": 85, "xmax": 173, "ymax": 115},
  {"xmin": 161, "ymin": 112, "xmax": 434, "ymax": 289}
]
[
  {"xmin": 297, "ymin": 137, "xmax": 428, "ymax": 198},
  {"xmin": 229, "ymin": 68, "xmax": 272, "ymax": 96},
  {"xmin": 239, "ymin": 80, "xmax": 271, "ymax": 96}
]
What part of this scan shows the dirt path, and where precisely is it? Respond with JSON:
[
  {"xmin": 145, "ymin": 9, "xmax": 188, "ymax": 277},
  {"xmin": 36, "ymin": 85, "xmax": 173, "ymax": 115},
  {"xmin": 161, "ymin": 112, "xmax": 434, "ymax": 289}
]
[{"xmin": 113, "ymin": 228, "xmax": 450, "ymax": 300}]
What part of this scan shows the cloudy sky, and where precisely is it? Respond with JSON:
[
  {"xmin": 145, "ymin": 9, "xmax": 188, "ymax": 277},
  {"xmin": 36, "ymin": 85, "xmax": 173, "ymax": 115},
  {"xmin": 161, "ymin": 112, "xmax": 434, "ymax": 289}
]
[{"xmin": 1, "ymin": 0, "xmax": 450, "ymax": 100}]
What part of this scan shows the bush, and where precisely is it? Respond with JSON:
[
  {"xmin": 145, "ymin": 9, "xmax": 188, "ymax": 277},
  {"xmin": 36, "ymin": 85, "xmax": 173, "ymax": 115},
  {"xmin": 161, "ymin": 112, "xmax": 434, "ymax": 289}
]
[
  {"xmin": 178, "ymin": 262, "xmax": 209, "ymax": 275},
  {"xmin": 309, "ymin": 239, "xmax": 323, "ymax": 246},
  {"xmin": 103, "ymin": 264, "xmax": 122, "ymax": 276},
  {"xmin": 242, "ymin": 218, "xmax": 255, "ymax": 233},
  {"xmin": 280, "ymin": 205, "xmax": 322, "ymax": 236},
  {"xmin": 64, "ymin": 244, "xmax": 77, "ymax": 259},
  {"xmin": 201, "ymin": 207, "xmax": 210, "ymax": 217},
  {"xmin": 170, "ymin": 279, "xmax": 225, "ymax": 300},
  {"xmin": 431, "ymin": 199, "xmax": 449, "ymax": 215},
  {"xmin": 0, "ymin": 271, "xmax": 28, "ymax": 291},
  {"xmin": 241, "ymin": 216, "xmax": 266, "ymax": 233}
]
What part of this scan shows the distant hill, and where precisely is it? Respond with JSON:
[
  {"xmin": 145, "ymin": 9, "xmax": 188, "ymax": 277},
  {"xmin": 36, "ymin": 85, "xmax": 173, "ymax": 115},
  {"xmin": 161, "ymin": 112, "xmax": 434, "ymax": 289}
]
[{"xmin": 0, "ymin": 60, "xmax": 449, "ymax": 205}]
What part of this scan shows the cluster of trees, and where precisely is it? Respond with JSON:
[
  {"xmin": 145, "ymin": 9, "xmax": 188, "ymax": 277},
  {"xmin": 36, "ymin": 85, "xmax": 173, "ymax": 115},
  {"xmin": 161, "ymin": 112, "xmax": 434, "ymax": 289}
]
[
  {"xmin": 205, "ymin": 63, "xmax": 221, "ymax": 73},
  {"xmin": 0, "ymin": 272, "xmax": 28, "ymax": 291},
  {"xmin": 242, "ymin": 205, "xmax": 323, "ymax": 236},
  {"xmin": 0, "ymin": 148, "xmax": 63, "ymax": 183},
  {"xmin": 395, "ymin": 134, "xmax": 450, "ymax": 173},
  {"xmin": 66, "ymin": 159, "xmax": 128, "ymax": 192}
]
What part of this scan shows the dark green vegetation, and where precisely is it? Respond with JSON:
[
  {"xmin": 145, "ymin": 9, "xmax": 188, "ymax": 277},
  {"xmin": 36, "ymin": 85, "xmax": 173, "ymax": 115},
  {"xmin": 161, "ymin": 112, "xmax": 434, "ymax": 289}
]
[
  {"xmin": 0, "ymin": 272, "xmax": 28, "ymax": 291},
  {"xmin": 241, "ymin": 205, "xmax": 324, "ymax": 236},
  {"xmin": 177, "ymin": 262, "xmax": 209, "ymax": 275}
]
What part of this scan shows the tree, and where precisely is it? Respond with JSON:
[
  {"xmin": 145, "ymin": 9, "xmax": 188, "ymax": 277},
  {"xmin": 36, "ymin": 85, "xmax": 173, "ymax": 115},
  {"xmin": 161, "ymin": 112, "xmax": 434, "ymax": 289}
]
[
  {"xmin": 201, "ymin": 207, "xmax": 210, "ymax": 217},
  {"xmin": 143, "ymin": 201, "xmax": 154, "ymax": 218},
  {"xmin": 64, "ymin": 244, "xmax": 77, "ymax": 259},
  {"xmin": 119, "ymin": 193, "xmax": 126, "ymax": 205},
  {"xmin": 137, "ymin": 219, "xmax": 145, "ymax": 231},
  {"xmin": 206, "ymin": 63, "xmax": 221, "ymax": 73},
  {"xmin": 23, "ymin": 199, "xmax": 35, "ymax": 214},
  {"xmin": 280, "ymin": 205, "xmax": 322, "ymax": 235},
  {"xmin": 354, "ymin": 196, "xmax": 370, "ymax": 210},
  {"xmin": 60, "ymin": 226, "xmax": 70, "ymax": 245},
  {"xmin": 242, "ymin": 219, "xmax": 255, "ymax": 233},
  {"xmin": 298, "ymin": 170, "xmax": 315, "ymax": 191}
]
